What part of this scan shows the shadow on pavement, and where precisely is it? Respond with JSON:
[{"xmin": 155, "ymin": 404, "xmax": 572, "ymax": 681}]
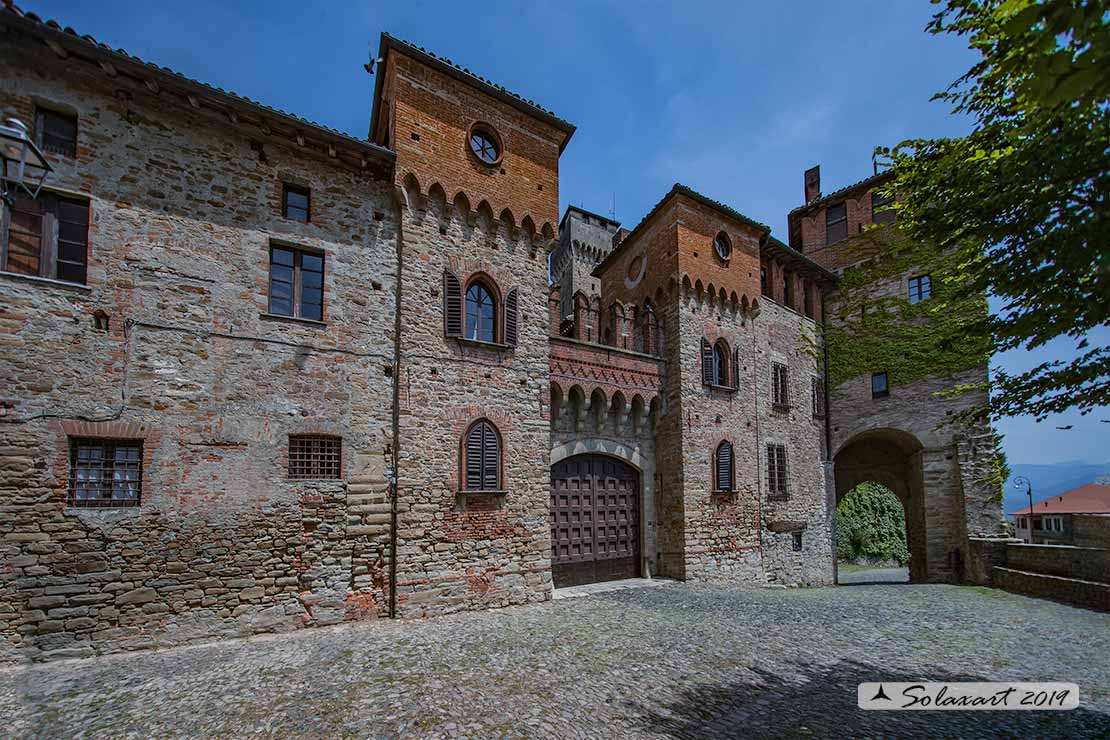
[{"xmin": 628, "ymin": 658, "xmax": 1109, "ymax": 739}]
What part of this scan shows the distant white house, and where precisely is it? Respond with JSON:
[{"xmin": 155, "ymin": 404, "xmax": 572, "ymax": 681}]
[{"xmin": 1012, "ymin": 482, "xmax": 1110, "ymax": 546}]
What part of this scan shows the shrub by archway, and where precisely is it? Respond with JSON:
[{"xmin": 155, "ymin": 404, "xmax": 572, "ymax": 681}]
[{"xmin": 835, "ymin": 482, "xmax": 908, "ymax": 566}]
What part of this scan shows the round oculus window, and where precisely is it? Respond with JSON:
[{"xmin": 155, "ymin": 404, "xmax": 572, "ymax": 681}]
[
  {"xmin": 469, "ymin": 124, "xmax": 501, "ymax": 165},
  {"xmin": 714, "ymin": 232, "xmax": 731, "ymax": 261},
  {"xmin": 627, "ymin": 255, "xmax": 644, "ymax": 280}
]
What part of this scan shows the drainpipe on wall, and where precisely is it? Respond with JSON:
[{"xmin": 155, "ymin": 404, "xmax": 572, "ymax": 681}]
[
  {"xmin": 387, "ymin": 184, "xmax": 406, "ymax": 620},
  {"xmin": 821, "ymin": 293, "xmax": 836, "ymax": 584}
]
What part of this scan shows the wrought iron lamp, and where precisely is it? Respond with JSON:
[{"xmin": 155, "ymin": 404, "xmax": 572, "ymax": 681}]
[
  {"xmin": 1013, "ymin": 475, "xmax": 1034, "ymax": 544},
  {"xmin": 0, "ymin": 117, "xmax": 51, "ymax": 207}
]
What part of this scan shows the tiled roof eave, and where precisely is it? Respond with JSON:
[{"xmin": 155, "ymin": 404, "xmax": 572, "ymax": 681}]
[
  {"xmin": 2, "ymin": 5, "xmax": 395, "ymax": 169},
  {"xmin": 789, "ymin": 170, "xmax": 894, "ymax": 215}
]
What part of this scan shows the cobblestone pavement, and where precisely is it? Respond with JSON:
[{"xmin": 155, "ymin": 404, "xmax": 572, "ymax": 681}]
[
  {"xmin": 837, "ymin": 567, "xmax": 910, "ymax": 584},
  {"xmin": 3, "ymin": 582, "xmax": 1108, "ymax": 739}
]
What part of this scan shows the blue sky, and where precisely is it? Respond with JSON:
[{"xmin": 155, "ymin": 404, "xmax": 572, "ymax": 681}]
[{"xmin": 24, "ymin": 0, "xmax": 1108, "ymax": 466}]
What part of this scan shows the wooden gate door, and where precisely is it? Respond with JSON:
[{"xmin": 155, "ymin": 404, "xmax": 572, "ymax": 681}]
[{"xmin": 550, "ymin": 455, "xmax": 640, "ymax": 588}]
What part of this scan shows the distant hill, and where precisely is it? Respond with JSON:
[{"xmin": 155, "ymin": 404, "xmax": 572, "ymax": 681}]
[{"xmin": 1003, "ymin": 462, "xmax": 1110, "ymax": 516}]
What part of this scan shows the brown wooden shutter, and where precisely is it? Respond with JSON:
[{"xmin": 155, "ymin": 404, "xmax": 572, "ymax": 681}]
[
  {"xmin": 732, "ymin": 347, "xmax": 740, "ymax": 389},
  {"xmin": 716, "ymin": 442, "xmax": 733, "ymax": 491},
  {"xmin": 481, "ymin": 422, "xmax": 499, "ymax": 490},
  {"xmin": 701, "ymin": 338, "xmax": 713, "ymax": 385},
  {"xmin": 504, "ymin": 287, "xmax": 519, "ymax": 346},
  {"xmin": 444, "ymin": 269, "xmax": 462, "ymax": 337}
]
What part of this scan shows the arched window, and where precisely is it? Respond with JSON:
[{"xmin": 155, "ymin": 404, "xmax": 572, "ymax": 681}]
[
  {"xmin": 465, "ymin": 280, "xmax": 497, "ymax": 343},
  {"xmin": 463, "ymin": 419, "xmax": 501, "ymax": 491},
  {"xmin": 712, "ymin": 341, "xmax": 728, "ymax": 386},
  {"xmin": 714, "ymin": 441, "xmax": 734, "ymax": 492}
]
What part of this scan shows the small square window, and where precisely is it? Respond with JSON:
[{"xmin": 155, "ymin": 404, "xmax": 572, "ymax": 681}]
[
  {"xmin": 283, "ymin": 183, "xmax": 310, "ymax": 223},
  {"xmin": 908, "ymin": 274, "xmax": 931, "ymax": 304},
  {"xmin": 35, "ymin": 107, "xmax": 77, "ymax": 158},
  {"xmin": 288, "ymin": 435, "xmax": 341, "ymax": 479},
  {"xmin": 69, "ymin": 439, "xmax": 142, "ymax": 507},
  {"xmin": 871, "ymin": 372, "xmax": 889, "ymax": 399},
  {"xmin": 792, "ymin": 531, "xmax": 803, "ymax": 552}
]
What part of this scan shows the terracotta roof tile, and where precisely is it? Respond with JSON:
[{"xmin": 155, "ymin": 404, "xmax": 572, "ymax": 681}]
[{"xmin": 1013, "ymin": 483, "xmax": 1110, "ymax": 515}]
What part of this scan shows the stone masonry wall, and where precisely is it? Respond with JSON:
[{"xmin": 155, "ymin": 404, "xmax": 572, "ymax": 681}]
[
  {"xmin": 391, "ymin": 185, "xmax": 553, "ymax": 617},
  {"xmin": 0, "ymin": 40, "xmax": 396, "ymax": 662}
]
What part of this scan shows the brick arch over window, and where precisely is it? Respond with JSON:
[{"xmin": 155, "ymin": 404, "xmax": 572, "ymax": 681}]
[
  {"xmin": 702, "ymin": 337, "xmax": 738, "ymax": 388},
  {"xmin": 461, "ymin": 418, "xmax": 502, "ymax": 492}
]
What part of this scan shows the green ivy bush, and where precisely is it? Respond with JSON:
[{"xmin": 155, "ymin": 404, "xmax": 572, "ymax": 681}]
[{"xmin": 835, "ymin": 483, "xmax": 909, "ymax": 566}]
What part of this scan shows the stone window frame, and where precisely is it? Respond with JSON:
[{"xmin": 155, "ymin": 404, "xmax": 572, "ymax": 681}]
[{"xmin": 459, "ymin": 418, "xmax": 505, "ymax": 494}]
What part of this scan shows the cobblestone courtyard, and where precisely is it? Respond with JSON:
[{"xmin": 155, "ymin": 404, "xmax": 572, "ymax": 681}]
[{"xmin": 3, "ymin": 581, "xmax": 1108, "ymax": 739}]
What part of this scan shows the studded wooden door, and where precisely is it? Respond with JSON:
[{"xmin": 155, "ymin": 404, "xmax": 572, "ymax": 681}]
[{"xmin": 550, "ymin": 455, "xmax": 640, "ymax": 588}]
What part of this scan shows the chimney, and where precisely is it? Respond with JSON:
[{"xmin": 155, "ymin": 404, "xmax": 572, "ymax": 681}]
[{"xmin": 804, "ymin": 165, "xmax": 821, "ymax": 204}]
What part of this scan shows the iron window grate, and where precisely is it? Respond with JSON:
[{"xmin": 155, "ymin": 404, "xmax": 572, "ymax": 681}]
[
  {"xmin": 288, "ymin": 435, "xmax": 341, "ymax": 479},
  {"xmin": 69, "ymin": 439, "xmax": 142, "ymax": 507}
]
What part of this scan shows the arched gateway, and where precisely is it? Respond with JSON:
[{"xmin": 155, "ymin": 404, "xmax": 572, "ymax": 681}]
[{"xmin": 550, "ymin": 455, "xmax": 641, "ymax": 588}]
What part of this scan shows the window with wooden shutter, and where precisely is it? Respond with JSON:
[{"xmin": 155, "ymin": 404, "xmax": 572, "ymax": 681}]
[
  {"xmin": 463, "ymin": 419, "xmax": 501, "ymax": 491},
  {"xmin": 732, "ymin": 347, "xmax": 741, "ymax": 389},
  {"xmin": 701, "ymin": 338, "xmax": 713, "ymax": 385},
  {"xmin": 715, "ymin": 441, "xmax": 734, "ymax": 492},
  {"xmin": 444, "ymin": 269, "xmax": 462, "ymax": 337},
  {"xmin": 1, "ymin": 191, "xmax": 89, "ymax": 284},
  {"xmin": 504, "ymin": 287, "xmax": 519, "ymax": 346},
  {"xmin": 767, "ymin": 443, "xmax": 788, "ymax": 498}
]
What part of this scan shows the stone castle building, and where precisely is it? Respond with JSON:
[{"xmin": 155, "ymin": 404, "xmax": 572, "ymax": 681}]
[{"xmin": 0, "ymin": 4, "xmax": 1003, "ymax": 662}]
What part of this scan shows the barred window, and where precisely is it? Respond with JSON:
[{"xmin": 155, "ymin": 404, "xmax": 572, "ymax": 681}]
[
  {"xmin": 288, "ymin": 435, "xmax": 341, "ymax": 479},
  {"xmin": 69, "ymin": 439, "xmax": 142, "ymax": 507},
  {"xmin": 811, "ymin": 377, "xmax": 825, "ymax": 418},
  {"xmin": 792, "ymin": 531, "xmax": 803, "ymax": 551},
  {"xmin": 772, "ymin": 363, "xmax": 789, "ymax": 408},
  {"xmin": 767, "ymin": 443, "xmax": 788, "ymax": 498}
]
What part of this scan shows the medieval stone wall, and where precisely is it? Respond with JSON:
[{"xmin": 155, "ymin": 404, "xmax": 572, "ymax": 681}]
[
  {"xmin": 0, "ymin": 40, "xmax": 396, "ymax": 662},
  {"xmin": 391, "ymin": 183, "xmax": 553, "ymax": 617}
]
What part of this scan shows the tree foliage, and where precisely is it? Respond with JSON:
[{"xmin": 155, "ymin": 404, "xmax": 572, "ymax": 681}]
[
  {"xmin": 878, "ymin": 0, "xmax": 1109, "ymax": 421},
  {"xmin": 836, "ymin": 483, "xmax": 910, "ymax": 566}
]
